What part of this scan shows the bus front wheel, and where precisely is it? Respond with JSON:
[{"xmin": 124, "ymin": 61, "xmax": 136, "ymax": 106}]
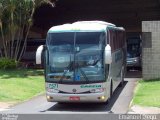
[
  {"xmin": 110, "ymin": 80, "xmax": 113, "ymax": 99},
  {"xmin": 120, "ymin": 68, "xmax": 124, "ymax": 87}
]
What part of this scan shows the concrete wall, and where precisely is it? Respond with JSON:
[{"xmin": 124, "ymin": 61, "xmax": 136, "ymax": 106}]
[{"xmin": 142, "ymin": 21, "xmax": 160, "ymax": 80}]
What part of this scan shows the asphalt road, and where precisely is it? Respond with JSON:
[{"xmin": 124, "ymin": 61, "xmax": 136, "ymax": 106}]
[{"xmin": 1, "ymin": 71, "xmax": 140, "ymax": 114}]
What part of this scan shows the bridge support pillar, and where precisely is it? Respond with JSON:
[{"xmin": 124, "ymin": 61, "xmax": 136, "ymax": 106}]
[{"xmin": 142, "ymin": 21, "xmax": 160, "ymax": 80}]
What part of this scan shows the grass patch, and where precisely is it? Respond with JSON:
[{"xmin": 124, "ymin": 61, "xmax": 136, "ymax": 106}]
[
  {"xmin": 133, "ymin": 79, "xmax": 160, "ymax": 107},
  {"xmin": 0, "ymin": 69, "xmax": 45, "ymax": 102}
]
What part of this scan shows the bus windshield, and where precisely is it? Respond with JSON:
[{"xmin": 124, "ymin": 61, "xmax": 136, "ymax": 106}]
[{"xmin": 46, "ymin": 32, "xmax": 106, "ymax": 83}]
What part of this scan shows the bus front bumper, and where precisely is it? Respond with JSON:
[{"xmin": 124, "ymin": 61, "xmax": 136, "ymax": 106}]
[{"xmin": 46, "ymin": 92, "xmax": 109, "ymax": 103}]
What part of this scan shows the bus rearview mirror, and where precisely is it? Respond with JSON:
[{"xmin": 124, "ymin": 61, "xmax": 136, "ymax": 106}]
[
  {"xmin": 105, "ymin": 44, "xmax": 112, "ymax": 64},
  {"xmin": 36, "ymin": 45, "xmax": 44, "ymax": 64}
]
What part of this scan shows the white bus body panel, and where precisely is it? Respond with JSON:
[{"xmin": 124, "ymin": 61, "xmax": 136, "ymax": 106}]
[
  {"xmin": 46, "ymin": 82, "xmax": 110, "ymax": 102},
  {"xmin": 110, "ymin": 49, "xmax": 124, "ymax": 91}
]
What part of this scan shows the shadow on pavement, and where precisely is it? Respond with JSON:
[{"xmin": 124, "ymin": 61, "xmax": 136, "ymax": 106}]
[
  {"xmin": 41, "ymin": 81, "xmax": 128, "ymax": 113},
  {"xmin": 125, "ymin": 69, "xmax": 142, "ymax": 78}
]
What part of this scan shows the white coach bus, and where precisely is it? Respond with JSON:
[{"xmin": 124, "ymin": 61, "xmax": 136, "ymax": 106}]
[{"xmin": 36, "ymin": 21, "xmax": 126, "ymax": 103}]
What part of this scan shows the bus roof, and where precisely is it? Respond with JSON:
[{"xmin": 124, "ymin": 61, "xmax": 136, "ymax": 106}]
[{"xmin": 48, "ymin": 21, "xmax": 117, "ymax": 33}]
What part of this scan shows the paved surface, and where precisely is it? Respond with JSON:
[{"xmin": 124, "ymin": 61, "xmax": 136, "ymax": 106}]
[
  {"xmin": 1, "ymin": 74, "xmax": 140, "ymax": 114},
  {"xmin": 125, "ymin": 69, "xmax": 142, "ymax": 78},
  {"xmin": 129, "ymin": 105, "xmax": 160, "ymax": 114}
]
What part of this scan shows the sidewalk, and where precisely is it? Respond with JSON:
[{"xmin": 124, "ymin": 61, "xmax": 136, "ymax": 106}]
[
  {"xmin": 0, "ymin": 102, "xmax": 14, "ymax": 112},
  {"xmin": 128, "ymin": 105, "xmax": 160, "ymax": 114}
]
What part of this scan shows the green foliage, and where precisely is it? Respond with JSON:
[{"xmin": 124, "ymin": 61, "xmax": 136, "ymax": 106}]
[
  {"xmin": 133, "ymin": 80, "xmax": 160, "ymax": 107},
  {"xmin": 0, "ymin": 0, "xmax": 55, "ymax": 61},
  {"xmin": 0, "ymin": 69, "xmax": 44, "ymax": 102},
  {"xmin": 0, "ymin": 58, "xmax": 18, "ymax": 69}
]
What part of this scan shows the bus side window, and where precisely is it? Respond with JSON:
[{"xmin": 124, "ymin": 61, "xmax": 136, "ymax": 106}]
[
  {"xmin": 113, "ymin": 31, "xmax": 117, "ymax": 51},
  {"xmin": 109, "ymin": 30, "xmax": 115, "ymax": 52},
  {"xmin": 117, "ymin": 31, "xmax": 120, "ymax": 49},
  {"xmin": 120, "ymin": 32, "xmax": 123, "ymax": 48}
]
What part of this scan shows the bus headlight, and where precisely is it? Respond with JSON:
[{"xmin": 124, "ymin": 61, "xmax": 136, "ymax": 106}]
[
  {"xmin": 134, "ymin": 59, "xmax": 137, "ymax": 62},
  {"xmin": 46, "ymin": 96, "xmax": 53, "ymax": 100},
  {"xmin": 97, "ymin": 96, "xmax": 106, "ymax": 101},
  {"xmin": 99, "ymin": 96, "xmax": 105, "ymax": 100},
  {"xmin": 90, "ymin": 88, "xmax": 105, "ymax": 93}
]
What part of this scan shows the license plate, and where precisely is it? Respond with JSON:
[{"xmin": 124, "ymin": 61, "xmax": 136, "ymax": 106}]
[{"xmin": 69, "ymin": 96, "xmax": 80, "ymax": 101}]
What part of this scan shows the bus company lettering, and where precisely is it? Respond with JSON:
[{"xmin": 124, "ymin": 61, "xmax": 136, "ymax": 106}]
[{"xmin": 80, "ymin": 84, "xmax": 102, "ymax": 88}]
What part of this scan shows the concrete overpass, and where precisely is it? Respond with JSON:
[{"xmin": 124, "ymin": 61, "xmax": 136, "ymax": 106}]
[{"xmin": 33, "ymin": 0, "xmax": 160, "ymax": 33}]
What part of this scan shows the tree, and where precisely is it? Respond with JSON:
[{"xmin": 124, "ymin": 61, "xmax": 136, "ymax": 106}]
[{"xmin": 0, "ymin": 0, "xmax": 55, "ymax": 62}]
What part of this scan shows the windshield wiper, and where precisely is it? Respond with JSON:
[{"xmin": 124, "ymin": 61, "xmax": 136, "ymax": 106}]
[
  {"xmin": 76, "ymin": 62, "xmax": 89, "ymax": 83},
  {"xmin": 59, "ymin": 71, "xmax": 68, "ymax": 83},
  {"xmin": 59, "ymin": 55, "xmax": 73, "ymax": 83}
]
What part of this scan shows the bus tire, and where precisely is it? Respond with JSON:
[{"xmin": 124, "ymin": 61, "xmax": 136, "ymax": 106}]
[
  {"xmin": 110, "ymin": 80, "xmax": 113, "ymax": 98},
  {"xmin": 58, "ymin": 102, "xmax": 66, "ymax": 105},
  {"xmin": 120, "ymin": 68, "xmax": 124, "ymax": 87}
]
